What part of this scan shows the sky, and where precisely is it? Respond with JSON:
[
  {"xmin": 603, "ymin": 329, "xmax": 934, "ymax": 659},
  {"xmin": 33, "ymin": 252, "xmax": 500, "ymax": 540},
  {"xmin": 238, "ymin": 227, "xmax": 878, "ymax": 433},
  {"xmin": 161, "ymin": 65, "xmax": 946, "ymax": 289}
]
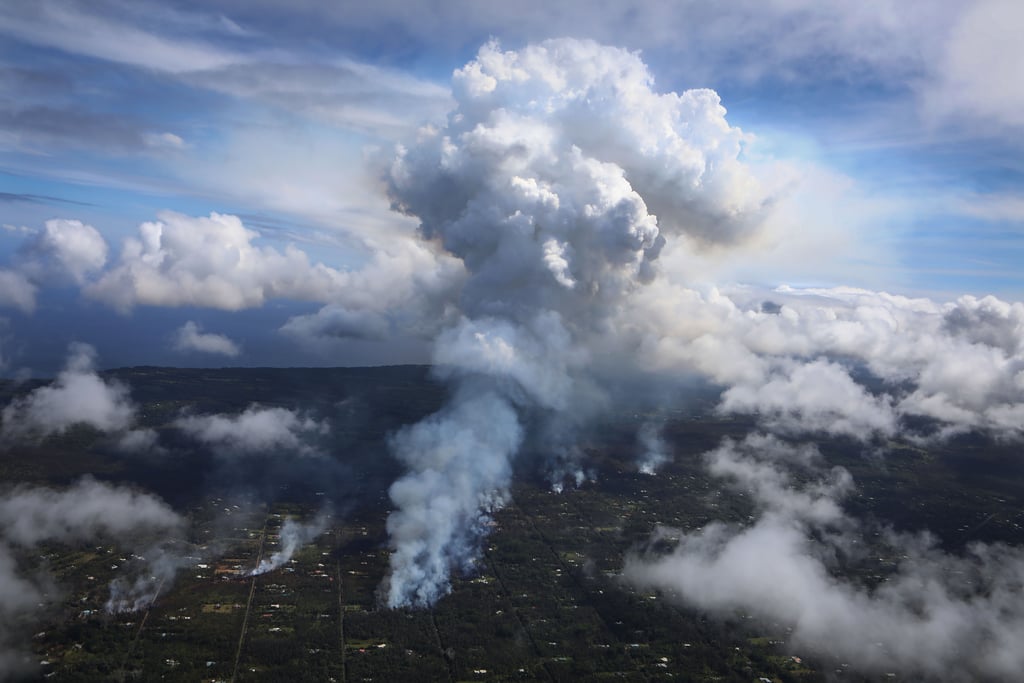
[{"xmin": 1, "ymin": 0, "xmax": 1023, "ymax": 374}]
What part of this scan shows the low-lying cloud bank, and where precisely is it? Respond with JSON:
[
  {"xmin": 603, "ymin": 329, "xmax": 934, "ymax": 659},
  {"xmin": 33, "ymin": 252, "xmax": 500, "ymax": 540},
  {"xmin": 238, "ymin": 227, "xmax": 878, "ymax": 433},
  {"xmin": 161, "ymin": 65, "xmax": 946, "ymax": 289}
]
[
  {"xmin": 0, "ymin": 343, "xmax": 158, "ymax": 452},
  {"xmin": 624, "ymin": 435, "xmax": 1024, "ymax": 680},
  {"xmin": 174, "ymin": 404, "xmax": 330, "ymax": 457}
]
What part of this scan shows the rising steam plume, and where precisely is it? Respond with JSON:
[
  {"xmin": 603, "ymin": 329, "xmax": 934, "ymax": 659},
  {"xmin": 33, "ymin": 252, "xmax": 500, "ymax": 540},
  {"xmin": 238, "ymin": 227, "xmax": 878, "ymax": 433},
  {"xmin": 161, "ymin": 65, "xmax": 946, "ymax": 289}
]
[{"xmin": 381, "ymin": 38, "xmax": 767, "ymax": 608}]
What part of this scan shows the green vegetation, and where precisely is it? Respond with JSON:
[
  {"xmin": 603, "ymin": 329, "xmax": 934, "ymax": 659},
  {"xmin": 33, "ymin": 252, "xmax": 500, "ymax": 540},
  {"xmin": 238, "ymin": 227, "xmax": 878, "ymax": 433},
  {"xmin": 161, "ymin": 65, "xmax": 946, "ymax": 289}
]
[{"xmin": 3, "ymin": 366, "xmax": 1022, "ymax": 681}]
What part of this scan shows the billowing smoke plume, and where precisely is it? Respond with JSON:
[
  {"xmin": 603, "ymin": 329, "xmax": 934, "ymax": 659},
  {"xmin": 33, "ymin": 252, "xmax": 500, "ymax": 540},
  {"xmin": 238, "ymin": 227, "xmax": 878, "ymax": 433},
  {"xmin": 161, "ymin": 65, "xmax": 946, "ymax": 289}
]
[
  {"xmin": 0, "ymin": 478, "xmax": 183, "ymax": 676},
  {"xmin": 381, "ymin": 38, "xmax": 769, "ymax": 607},
  {"xmin": 248, "ymin": 512, "xmax": 330, "ymax": 576},
  {"xmin": 623, "ymin": 434, "xmax": 1024, "ymax": 680}
]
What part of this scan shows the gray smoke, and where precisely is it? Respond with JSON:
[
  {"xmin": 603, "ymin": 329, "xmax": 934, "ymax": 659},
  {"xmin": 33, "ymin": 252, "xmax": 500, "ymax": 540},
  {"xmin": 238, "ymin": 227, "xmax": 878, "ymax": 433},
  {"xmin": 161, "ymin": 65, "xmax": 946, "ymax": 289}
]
[
  {"xmin": 248, "ymin": 512, "xmax": 330, "ymax": 576},
  {"xmin": 105, "ymin": 543, "xmax": 191, "ymax": 613},
  {"xmin": 0, "ymin": 478, "xmax": 183, "ymax": 678},
  {"xmin": 381, "ymin": 38, "xmax": 769, "ymax": 608}
]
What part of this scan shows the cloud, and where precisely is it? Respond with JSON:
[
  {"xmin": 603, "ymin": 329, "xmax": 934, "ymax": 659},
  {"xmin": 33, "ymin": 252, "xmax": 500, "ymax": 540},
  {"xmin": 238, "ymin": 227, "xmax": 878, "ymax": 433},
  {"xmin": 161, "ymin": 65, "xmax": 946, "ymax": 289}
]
[
  {"xmin": 0, "ymin": 105, "xmax": 157, "ymax": 153},
  {"xmin": 621, "ymin": 283, "xmax": 1024, "ymax": 441},
  {"xmin": 924, "ymin": 0, "xmax": 1024, "ymax": 131},
  {"xmin": 185, "ymin": 60, "xmax": 451, "ymax": 139},
  {"xmin": 0, "ymin": 270, "xmax": 36, "ymax": 313},
  {"xmin": 1, "ymin": 343, "xmax": 136, "ymax": 439},
  {"xmin": 142, "ymin": 131, "xmax": 186, "ymax": 150},
  {"xmin": 0, "ymin": 1, "xmax": 236, "ymax": 74},
  {"xmin": 172, "ymin": 320, "xmax": 241, "ymax": 357},
  {"xmin": 174, "ymin": 404, "xmax": 329, "ymax": 456},
  {"xmin": 85, "ymin": 211, "xmax": 462, "ymax": 324},
  {"xmin": 623, "ymin": 434, "xmax": 1024, "ymax": 680},
  {"xmin": 280, "ymin": 306, "xmax": 393, "ymax": 343},
  {"xmin": 718, "ymin": 358, "xmax": 898, "ymax": 440},
  {"xmin": 20, "ymin": 218, "xmax": 108, "ymax": 285},
  {"xmin": 0, "ymin": 1, "xmax": 450, "ymax": 141},
  {"xmin": 0, "ymin": 218, "xmax": 107, "ymax": 315},
  {"xmin": 0, "ymin": 476, "xmax": 182, "ymax": 546},
  {"xmin": 86, "ymin": 211, "xmax": 351, "ymax": 311}
]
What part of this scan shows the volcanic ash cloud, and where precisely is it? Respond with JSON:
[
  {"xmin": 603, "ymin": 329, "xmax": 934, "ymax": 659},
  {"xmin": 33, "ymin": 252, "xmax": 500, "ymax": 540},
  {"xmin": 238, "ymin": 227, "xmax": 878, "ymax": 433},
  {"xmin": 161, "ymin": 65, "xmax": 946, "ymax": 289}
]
[{"xmin": 381, "ymin": 38, "xmax": 770, "ymax": 608}]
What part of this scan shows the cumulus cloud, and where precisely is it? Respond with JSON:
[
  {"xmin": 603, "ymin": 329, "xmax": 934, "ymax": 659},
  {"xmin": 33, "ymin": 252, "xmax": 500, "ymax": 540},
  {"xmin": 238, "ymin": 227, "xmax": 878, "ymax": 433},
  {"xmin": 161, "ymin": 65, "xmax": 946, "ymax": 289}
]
[
  {"xmin": 174, "ymin": 404, "xmax": 329, "ymax": 456},
  {"xmin": 624, "ymin": 434, "xmax": 1024, "ymax": 680},
  {"xmin": 86, "ymin": 212, "xmax": 351, "ymax": 311},
  {"xmin": 172, "ymin": 320, "xmax": 241, "ymax": 357},
  {"xmin": 719, "ymin": 358, "xmax": 898, "ymax": 440},
  {"xmin": 20, "ymin": 218, "xmax": 108, "ymax": 285},
  {"xmin": 84, "ymin": 212, "xmax": 464, "ymax": 343},
  {"xmin": 0, "ymin": 270, "xmax": 36, "ymax": 313},
  {"xmin": 1, "ymin": 343, "xmax": 136, "ymax": 439},
  {"xmin": 0, "ymin": 218, "xmax": 107, "ymax": 314},
  {"xmin": 619, "ymin": 282, "xmax": 1024, "ymax": 441}
]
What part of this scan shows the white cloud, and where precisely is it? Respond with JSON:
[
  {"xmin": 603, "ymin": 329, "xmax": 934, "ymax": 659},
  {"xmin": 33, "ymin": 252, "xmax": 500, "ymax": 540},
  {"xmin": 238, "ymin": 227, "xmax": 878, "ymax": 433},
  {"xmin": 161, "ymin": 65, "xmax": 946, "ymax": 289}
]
[
  {"xmin": 624, "ymin": 434, "xmax": 1024, "ymax": 680},
  {"xmin": 0, "ymin": 476, "xmax": 182, "ymax": 546},
  {"xmin": 0, "ymin": 270, "xmax": 36, "ymax": 313},
  {"xmin": 86, "ymin": 212, "xmax": 350, "ymax": 311},
  {"xmin": 143, "ymin": 131, "xmax": 186, "ymax": 150},
  {"xmin": 22, "ymin": 218, "xmax": 108, "ymax": 285},
  {"xmin": 924, "ymin": 0, "xmax": 1024, "ymax": 131},
  {"xmin": 172, "ymin": 321, "xmax": 241, "ymax": 357},
  {"xmin": 1, "ymin": 343, "xmax": 136, "ymax": 439},
  {"xmin": 174, "ymin": 404, "xmax": 329, "ymax": 456},
  {"xmin": 719, "ymin": 358, "xmax": 898, "ymax": 440}
]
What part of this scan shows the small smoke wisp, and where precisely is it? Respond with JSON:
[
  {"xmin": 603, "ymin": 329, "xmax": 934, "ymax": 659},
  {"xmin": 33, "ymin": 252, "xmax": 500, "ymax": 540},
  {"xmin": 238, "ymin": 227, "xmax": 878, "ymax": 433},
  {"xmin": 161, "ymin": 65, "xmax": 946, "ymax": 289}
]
[
  {"xmin": 637, "ymin": 422, "xmax": 671, "ymax": 475},
  {"xmin": 247, "ymin": 512, "xmax": 330, "ymax": 577},
  {"xmin": 105, "ymin": 543, "xmax": 193, "ymax": 613}
]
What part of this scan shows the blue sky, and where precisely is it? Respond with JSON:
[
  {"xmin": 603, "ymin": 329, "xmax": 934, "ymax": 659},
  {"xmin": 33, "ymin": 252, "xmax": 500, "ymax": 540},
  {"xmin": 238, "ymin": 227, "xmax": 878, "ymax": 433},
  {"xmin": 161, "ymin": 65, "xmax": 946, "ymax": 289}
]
[{"xmin": 1, "ymin": 0, "xmax": 1023, "ymax": 374}]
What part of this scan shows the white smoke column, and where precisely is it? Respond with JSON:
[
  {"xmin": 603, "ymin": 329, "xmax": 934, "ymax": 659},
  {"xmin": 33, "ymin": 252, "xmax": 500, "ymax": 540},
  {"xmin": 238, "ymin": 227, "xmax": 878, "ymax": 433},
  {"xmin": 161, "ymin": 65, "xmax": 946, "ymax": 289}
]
[
  {"xmin": 382, "ymin": 38, "xmax": 769, "ymax": 608},
  {"xmin": 637, "ymin": 422, "xmax": 670, "ymax": 475},
  {"xmin": 248, "ymin": 513, "xmax": 330, "ymax": 576}
]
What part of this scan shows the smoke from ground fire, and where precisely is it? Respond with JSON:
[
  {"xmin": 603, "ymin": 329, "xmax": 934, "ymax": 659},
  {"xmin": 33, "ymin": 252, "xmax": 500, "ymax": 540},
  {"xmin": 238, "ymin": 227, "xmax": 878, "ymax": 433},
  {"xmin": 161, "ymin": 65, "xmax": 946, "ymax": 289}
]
[
  {"xmin": 248, "ymin": 513, "xmax": 330, "ymax": 576},
  {"xmin": 381, "ymin": 38, "xmax": 769, "ymax": 608}
]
